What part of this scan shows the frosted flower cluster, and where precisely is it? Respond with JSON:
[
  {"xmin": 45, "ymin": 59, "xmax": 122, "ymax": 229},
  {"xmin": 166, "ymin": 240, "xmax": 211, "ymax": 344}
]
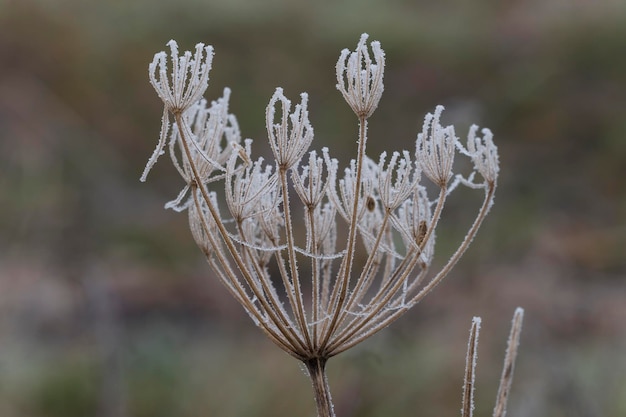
[{"xmin": 142, "ymin": 34, "xmax": 499, "ymax": 361}]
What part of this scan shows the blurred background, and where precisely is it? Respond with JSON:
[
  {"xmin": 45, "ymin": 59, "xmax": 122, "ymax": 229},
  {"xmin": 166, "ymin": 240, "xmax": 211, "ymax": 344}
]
[{"xmin": 1, "ymin": 0, "xmax": 625, "ymax": 416}]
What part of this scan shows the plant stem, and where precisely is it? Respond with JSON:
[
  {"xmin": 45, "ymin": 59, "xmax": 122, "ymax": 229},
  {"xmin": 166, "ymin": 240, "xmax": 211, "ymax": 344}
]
[{"xmin": 305, "ymin": 357, "xmax": 335, "ymax": 417}]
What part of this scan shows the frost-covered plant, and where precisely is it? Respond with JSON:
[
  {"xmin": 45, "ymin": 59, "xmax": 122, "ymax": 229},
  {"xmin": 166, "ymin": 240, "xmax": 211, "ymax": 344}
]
[{"xmin": 141, "ymin": 34, "xmax": 523, "ymax": 417}]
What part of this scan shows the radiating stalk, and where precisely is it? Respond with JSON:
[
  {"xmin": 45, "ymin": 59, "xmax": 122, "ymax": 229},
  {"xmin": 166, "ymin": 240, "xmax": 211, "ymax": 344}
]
[
  {"xmin": 321, "ymin": 116, "xmax": 368, "ymax": 348},
  {"xmin": 175, "ymin": 112, "xmax": 308, "ymax": 354},
  {"xmin": 280, "ymin": 168, "xmax": 312, "ymax": 348}
]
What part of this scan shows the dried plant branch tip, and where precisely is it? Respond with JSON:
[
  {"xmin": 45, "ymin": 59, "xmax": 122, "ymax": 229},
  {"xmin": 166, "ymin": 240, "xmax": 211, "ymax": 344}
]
[
  {"xmin": 493, "ymin": 307, "xmax": 524, "ymax": 417},
  {"xmin": 462, "ymin": 317, "xmax": 481, "ymax": 417}
]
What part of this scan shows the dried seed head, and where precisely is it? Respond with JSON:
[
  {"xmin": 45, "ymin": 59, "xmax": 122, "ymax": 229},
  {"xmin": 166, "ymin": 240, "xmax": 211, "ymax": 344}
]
[
  {"xmin": 415, "ymin": 105, "xmax": 457, "ymax": 187},
  {"xmin": 266, "ymin": 88, "xmax": 314, "ymax": 171},
  {"xmin": 292, "ymin": 150, "xmax": 331, "ymax": 210},
  {"xmin": 336, "ymin": 33, "xmax": 385, "ymax": 119},
  {"xmin": 142, "ymin": 41, "xmax": 215, "ymax": 182},
  {"xmin": 149, "ymin": 40, "xmax": 214, "ymax": 113},
  {"xmin": 467, "ymin": 125, "xmax": 499, "ymax": 185},
  {"xmin": 377, "ymin": 150, "xmax": 418, "ymax": 210}
]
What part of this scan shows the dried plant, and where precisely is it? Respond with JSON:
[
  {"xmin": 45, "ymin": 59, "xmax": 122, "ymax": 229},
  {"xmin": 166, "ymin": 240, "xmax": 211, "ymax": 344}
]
[
  {"xmin": 141, "ymin": 34, "xmax": 523, "ymax": 417},
  {"xmin": 462, "ymin": 308, "xmax": 524, "ymax": 417}
]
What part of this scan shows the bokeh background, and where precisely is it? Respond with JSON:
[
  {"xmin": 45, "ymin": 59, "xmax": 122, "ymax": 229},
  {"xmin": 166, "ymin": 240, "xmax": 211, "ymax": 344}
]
[{"xmin": 1, "ymin": 0, "xmax": 625, "ymax": 416}]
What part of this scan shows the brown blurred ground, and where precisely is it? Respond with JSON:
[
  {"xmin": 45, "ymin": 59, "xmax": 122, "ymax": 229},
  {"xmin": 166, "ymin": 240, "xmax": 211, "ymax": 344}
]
[{"xmin": 1, "ymin": 0, "xmax": 625, "ymax": 416}]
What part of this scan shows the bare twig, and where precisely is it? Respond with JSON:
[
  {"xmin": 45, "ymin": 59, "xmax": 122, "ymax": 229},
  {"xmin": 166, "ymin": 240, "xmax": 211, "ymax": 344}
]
[
  {"xmin": 493, "ymin": 307, "xmax": 525, "ymax": 417},
  {"xmin": 462, "ymin": 317, "xmax": 481, "ymax": 417}
]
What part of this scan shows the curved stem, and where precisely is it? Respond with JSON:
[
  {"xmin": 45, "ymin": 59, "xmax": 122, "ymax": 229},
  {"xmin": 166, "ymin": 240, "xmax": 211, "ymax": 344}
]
[{"xmin": 410, "ymin": 183, "xmax": 495, "ymax": 305}]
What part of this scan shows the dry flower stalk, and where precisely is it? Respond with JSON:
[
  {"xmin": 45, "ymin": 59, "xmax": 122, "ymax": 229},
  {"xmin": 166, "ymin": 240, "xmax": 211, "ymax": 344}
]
[
  {"xmin": 142, "ymin": 33, "xmax": 522, "ymax": 417},
  {"xmin": 462, "ymin": 309, "xmax": 524, "ymax": 417}
]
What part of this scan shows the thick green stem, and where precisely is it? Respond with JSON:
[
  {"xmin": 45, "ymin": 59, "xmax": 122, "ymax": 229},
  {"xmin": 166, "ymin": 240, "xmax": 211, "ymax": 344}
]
[{"xmin": 305, "ymin": 357, "xmax": 335, "ymax": 417}]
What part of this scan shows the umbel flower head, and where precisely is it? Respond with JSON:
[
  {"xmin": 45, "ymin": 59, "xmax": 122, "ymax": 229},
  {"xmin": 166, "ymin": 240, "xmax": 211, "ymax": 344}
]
[
  {"xmin": 142, "ymin": 34, "xmax": 516, "ymax": 417},
  {"xmin": 336, "ymin": 33, "xmax": 385, "ymax": 119}
]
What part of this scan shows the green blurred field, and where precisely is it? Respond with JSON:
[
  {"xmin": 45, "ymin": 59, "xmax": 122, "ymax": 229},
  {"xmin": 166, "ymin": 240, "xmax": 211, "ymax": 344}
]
[{"xmin": 1, "ymin": 0, "xmax": 625, "ymax": 416}]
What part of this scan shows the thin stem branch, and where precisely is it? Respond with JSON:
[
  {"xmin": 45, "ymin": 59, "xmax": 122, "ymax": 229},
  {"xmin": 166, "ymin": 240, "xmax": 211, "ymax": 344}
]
[
  {"xmin": 234, "ymin": 221, "xmax": 299, "ymax": 343},
  {"xmin": 279, "ymin": 168, "xmax": 312, "ymax": 348},
  {"xmin": 410, "ymin": 183, "xmax": 495, "ymax": 305},
  {"xmin": 338, "ymin": 211, "xmax": 391, "ymax": 323},
  {"xmin": 327, "ymin": 188, "xmax": 447, "ymax": 353},
  {"xmin": 307, "ymin": 206, "xmax": 321, "ymax": 349},
  {"xmin": 493, "ymin": 307, "xmax": 524, "ymax": 417},
  {"xmin": 191, "ymin": 190, "xmax": 298, "ymax": 356},
  {"xmin": 351, "ymin": 185, "xmax": 492, "ymax": 348},
  {"xmin": 176, "ymin": 112, "xmax": 307, "ymax": 354},
  {"xmin": 462, "ymin": 317, "xmax": 481, "ymax": 417},
  {"xmin": 321, "ymin": 116, "xmax": 368, "ymax": 350}
]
